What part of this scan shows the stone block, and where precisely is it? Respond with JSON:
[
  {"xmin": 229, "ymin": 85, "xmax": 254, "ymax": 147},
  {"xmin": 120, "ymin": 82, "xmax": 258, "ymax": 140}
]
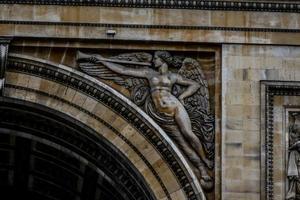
[
  {"xmin": 225, "ymin": 167, "xmax": 242, "ymax": 180},
  {"xmin": 140, "ymin": 166, "xmax": 166, "ymax": 199},
  {"xmin": 225, "ymin": 143, "xmax": 243, "ymax": 156},
  {"xmin": 169, "ymin": 189, "xmax": 186, "ymax": 200},
  {"xmin": 110, "ymin": 116, "xmax": 128, "ymax": 133},
  {"xmin": 24, "ymin": 90, "xmax": 37, "ymax": 103},
  {"xmin": 243, "ymin": 105, "xmax": 260, "ymax": 119},
  {"xmin": 27, "ymin": 76, "xmax": 42, "ymax": 90},
  {"xmin": 5, "ymin": 72, "xmax": 19, "ymax": 85},
  {"xmin": 243, "ymin": 119, "xmax": 260, "ymax": 132},
  {"xmin": 225, "ymin": 130, "xmax": 243, "ymax": 143},
  {"xmin": 0, "ymin": 24, "xmax": 14, "ymax": 36},
  {"xmin": 242, "ymin": 169, "xmax": 260, "ymax": 181},
  {"xmin": 71, "ymin": 91, "xmax": 87, "ymax": 107},
  {"xmin": 33, "ymin": 5, "xmax": 61, "ymax": 21},
  {"xmin": 152, "ymin": 159, "xmax": 180, "ymax": 194},
  {"xmin": 224, "ymin": 156, "xmax": 243, "ymax": 168},
  {"xmin": 243, "ymin": 156, "xmax": 259, "ymax": 169},
  {"xmin": 10, "ymin": 5, "xmax": 34, "ymax": 20},
  {"xmin": 225, "ymin": 118, "xmax": 244, "ymax": 130}
]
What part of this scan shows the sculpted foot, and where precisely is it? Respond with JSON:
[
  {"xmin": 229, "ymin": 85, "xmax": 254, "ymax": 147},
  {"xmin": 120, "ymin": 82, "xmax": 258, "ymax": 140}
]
[
  {"xmin": 198, "ymin": 166, "xmax": 214, "ymax": 191},
  {"xmin": 204, "ymin": 159, "xmax": 214, "ymax": 169}
]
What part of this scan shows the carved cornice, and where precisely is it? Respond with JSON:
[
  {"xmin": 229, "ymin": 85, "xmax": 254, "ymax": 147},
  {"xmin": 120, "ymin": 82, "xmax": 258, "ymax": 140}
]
[
  {"xmin": 261, "ymin": 81, "xmax": 300, "ymax": 200},
  {"xmin": 1, "ymin": 1, "xmax": 300, "ymax": 13},
  {"xmin": 6, "ymin": 54, "xmax": 205, "ymax": 200},
  {"xmin": 1, "ymin": 20, "xmax": 300, "ymax": 33}
]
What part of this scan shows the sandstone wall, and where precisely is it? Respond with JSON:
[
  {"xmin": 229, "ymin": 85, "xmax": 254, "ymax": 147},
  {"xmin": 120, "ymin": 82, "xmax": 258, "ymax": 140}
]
[{"xmin": 222, "ymin": 45, "xmax": 300, "ymax": 200}]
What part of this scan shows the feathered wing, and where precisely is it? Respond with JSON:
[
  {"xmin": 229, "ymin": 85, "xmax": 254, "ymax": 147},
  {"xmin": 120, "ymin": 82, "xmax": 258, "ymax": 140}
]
[
  {"xmin": 78, "ymin": 52, "xmax": 151, "ymax": 104},
  {"xmin": 176, "ymin": 58, "xmax": 215, "ymax": 160},
  {"xmin": 79, "ymin": 62, "xmax": 130, "ymax": 86}
]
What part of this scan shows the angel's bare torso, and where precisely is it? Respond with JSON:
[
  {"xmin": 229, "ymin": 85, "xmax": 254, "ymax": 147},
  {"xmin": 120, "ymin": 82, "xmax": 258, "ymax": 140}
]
[{"xmin": 148, "ymin": 73, "xmax": 180, "ymax": 116}]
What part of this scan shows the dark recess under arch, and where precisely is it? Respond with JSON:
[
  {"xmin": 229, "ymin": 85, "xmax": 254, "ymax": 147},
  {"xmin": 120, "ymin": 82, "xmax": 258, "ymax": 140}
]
[{"xmin": 0, "ymin": 96, "xmax": 156, "ymax": 200}]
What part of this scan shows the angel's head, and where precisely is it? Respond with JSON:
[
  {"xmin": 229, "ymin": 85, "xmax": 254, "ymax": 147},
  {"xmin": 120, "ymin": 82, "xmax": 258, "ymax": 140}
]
[{"xmin": 153, "ymin": 51, "xmax": 172, "ymax": 74}]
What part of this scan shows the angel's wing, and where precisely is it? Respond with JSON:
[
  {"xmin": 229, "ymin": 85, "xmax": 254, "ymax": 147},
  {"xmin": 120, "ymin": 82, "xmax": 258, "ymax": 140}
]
[
  {"xmin": 176, "ymin": 57, "xmax": 215, "ymax": 160},
  {"xmin": 78, "ymin": 52, "xmax": 152, "ymax": 105},
  {"xmin": 78, "ymin": 52, "xmax": 151, "ymax": 88},
  {"xmin": 79, "ymin": 62, "xmax": 130, "ymax": 87}
]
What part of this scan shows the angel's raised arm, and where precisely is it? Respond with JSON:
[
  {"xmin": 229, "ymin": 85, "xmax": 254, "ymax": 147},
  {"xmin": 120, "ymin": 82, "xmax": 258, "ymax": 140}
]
[
  {"xmin": 99, "ymin": 60, "xmax": 154, "ymax": 78},
  {"xmin": 176, "ymin": 74, "xmax": 200, "ymax": 100}
]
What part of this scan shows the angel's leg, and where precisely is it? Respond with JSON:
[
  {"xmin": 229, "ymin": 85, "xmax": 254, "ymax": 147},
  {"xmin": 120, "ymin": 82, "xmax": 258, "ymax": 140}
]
[
  {"xmin": 170, "ymin": 129, "xmax": 213, "ymax": 189},
  {"xmin": 170, "ymin": 128, "xmax": 207, "ymax": 173},
  {"xmin": 174, "ymin": 105, "xmax": 213, "ymax": 169}
]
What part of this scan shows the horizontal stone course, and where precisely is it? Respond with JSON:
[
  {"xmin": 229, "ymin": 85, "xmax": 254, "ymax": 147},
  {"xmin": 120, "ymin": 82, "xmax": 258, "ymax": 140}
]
[{"xmin": 1, "ymin": 5, "xmax": 300, "ymax": 44}]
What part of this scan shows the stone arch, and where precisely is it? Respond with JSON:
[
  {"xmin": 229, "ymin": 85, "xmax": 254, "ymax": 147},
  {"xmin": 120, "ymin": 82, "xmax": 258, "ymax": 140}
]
[
  {"xmin": 3, "ymin": 53, "xmax": 205, "ymax": 200},
  {"xmin": 0, "ymin": 96, "xmax": 156, "ymax": 200}
]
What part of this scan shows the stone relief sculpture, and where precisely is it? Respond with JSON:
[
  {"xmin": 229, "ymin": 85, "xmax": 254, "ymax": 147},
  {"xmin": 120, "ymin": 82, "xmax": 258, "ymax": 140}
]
[
  {"xmin": 286, "ymin": 112, "xmax": 300, "ymax": 200},
  {"xmin": 77, "ymin": 51, "xmax": 215, "ymax": 190}
]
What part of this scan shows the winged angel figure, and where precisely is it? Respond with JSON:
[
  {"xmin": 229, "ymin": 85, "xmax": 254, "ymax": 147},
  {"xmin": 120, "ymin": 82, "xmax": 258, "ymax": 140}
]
[{"xmin": 77, "ymin": 51, "xmax": 215, "ymax": 190}]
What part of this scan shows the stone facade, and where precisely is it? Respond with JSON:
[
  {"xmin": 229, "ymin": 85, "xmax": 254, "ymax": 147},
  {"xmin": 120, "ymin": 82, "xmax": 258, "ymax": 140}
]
[
  {"xmin": 0, "ymin": 1, "xmax": 300, "ymax": 200},
  {"xmin": 222, "ymin": 45, "xmax": 300, "ymax": 200}
]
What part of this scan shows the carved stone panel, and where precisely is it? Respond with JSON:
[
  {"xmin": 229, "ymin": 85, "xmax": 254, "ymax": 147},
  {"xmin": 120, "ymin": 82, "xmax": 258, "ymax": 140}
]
[
  {"xmin": 76, "ymin": 49, "xmax": 218, "ymax": 199},
  {"xmin": 261, "ymin": 81, "xmax": 300, "ymax": 200}
]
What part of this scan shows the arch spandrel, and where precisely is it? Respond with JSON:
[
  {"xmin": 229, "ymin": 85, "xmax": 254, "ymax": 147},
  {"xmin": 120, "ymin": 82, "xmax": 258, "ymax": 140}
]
[{"xmin": 4, "ymin": 53, "xmax": 206, "ymax": 200}]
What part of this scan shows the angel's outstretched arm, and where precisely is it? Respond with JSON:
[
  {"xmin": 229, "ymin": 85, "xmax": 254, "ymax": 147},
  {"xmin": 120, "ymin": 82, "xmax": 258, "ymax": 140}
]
[
  {"xmin": 176, "ymin": 74, "xmax": 200, "ymax": 101},
  {"xmin": 97, "ymin": 60, "xmax": 155, "ymax": 78}
]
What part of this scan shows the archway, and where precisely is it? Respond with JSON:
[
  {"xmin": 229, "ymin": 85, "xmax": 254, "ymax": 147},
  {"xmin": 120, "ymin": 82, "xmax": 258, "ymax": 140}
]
[
  {"xmin": 2, "ymin": 53, "xmax": 205, "ymax": 200},
  {"xmin": 0, "ymin": 96, "xmax": 155, "ymax": 200}
]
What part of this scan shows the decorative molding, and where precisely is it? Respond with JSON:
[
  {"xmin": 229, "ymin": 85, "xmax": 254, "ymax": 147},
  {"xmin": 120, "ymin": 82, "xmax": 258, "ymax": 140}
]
[
  {"xmin": 1, "ymin": 1, "xmax": 300, "ymax": 13},
  {"xmin": 6, "ymin": 54, "xmax": 206, "ymax": 200},
  {"xmin": 0, "ymin": 38, "xmax": 11, "ymax": 95},
  {"xmin": 1, "ymin": 20, "xmax": 300, "ymax": 33},
  {"xmin": 260, "ymin": 81, "xmax": 300, "ymax": 200}
]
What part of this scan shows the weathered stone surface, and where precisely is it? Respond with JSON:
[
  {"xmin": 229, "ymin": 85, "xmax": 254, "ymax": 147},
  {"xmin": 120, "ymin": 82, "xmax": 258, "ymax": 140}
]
[{"xmin": 222, "ymin": 45, "xmax": 300, "ymax": 199}]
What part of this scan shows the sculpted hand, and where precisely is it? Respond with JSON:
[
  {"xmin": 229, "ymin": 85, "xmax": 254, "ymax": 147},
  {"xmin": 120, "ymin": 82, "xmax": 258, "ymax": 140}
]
[
  {"xmin": 90, "ymin": 56, "xmax": 98, "ymax": 63},
  {"xmin": 90, "ymin": 54, "xmax": 104, "ymax": 63}
]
